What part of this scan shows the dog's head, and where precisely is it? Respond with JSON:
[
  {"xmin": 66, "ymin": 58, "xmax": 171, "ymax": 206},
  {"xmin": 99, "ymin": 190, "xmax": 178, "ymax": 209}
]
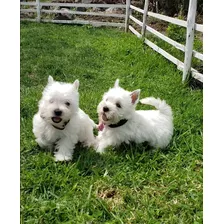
[
  {"xmin": 97, "ymin": 79, "xmax": 140, "ymax": 125},
  {"xmin": 38, "ymin": 76, "xmax": 79, "ymax": 129}
]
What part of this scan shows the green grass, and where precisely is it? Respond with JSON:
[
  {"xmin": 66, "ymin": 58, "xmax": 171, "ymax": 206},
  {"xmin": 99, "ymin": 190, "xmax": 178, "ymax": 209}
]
[{"xmin": 21, "ymin": 22, "xmax": 203, "ymax": 223}]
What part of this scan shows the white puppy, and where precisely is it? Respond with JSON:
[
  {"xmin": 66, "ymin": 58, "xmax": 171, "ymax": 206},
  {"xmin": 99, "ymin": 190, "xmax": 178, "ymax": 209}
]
[
  {"xmin": 33, "ymin": 76, "xmax": 96, "ymax": 161},
  {"xmin": 96, "ymin": 79, "xmax": 173, "ymax": 153}
]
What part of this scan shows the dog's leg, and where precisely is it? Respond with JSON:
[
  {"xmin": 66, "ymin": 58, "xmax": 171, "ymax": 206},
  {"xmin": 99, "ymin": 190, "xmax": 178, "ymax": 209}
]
[
  {"xmin": 35, "ymin": 137, "xmax": 54, "ymax": 151},
  {"xmin": 95, "ymin": 138, "xmax": 111, "ymax": 154},
  {"xmin": 82, "ymin": 129, "xmax": 96, "ymax": 148},
  {"xmin": 82, "ymin": 138, "xmax": 96, "ymax": 148},
  {"xmin": 36, "ymin": 137, "xmax": 48, "ymax": 148},
  {"xmin": 54, "ymin": 138, "xmax": 75, "ymax": 161}
]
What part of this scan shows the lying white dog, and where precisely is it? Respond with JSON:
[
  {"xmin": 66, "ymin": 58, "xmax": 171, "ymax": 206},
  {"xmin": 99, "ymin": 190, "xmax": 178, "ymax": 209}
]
[
  {"xmin": 96, "ymin": 79, "xmax": 173, "ymax": 153},
  {"xmin": 33, "ymin": 76, "xmax": 96, "ymax": 161}
]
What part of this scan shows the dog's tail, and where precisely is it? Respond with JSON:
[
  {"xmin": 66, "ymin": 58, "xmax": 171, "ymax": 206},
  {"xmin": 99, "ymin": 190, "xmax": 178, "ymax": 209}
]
[{"xmin": 140, "ymin": 97, "xmax": 172, "ymax": 117}]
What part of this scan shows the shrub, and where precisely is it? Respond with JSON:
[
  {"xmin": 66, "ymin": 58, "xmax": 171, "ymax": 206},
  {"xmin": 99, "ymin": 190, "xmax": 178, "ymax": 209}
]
[{"xmin": 166, "ymin": 16, "xmax": 186, "ymax": 44}]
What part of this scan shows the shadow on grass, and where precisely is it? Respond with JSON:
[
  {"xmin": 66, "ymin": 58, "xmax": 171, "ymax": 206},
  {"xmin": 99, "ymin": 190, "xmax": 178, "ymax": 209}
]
[
  {"xmin": 27, "ymin": 137, "xmax": 173, "ymax": 179},
  {"xmin": 189, "ymin": 77, "xmax": 203, "ymax": 90},
  {"xmin": 70, "ymin": 141, "xmax": 173, "ymax": 177}
]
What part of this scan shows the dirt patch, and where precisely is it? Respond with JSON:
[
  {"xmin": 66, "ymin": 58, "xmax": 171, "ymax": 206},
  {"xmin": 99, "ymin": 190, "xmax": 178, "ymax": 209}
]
[{"xmin": 97, "ymin": 187, "xmax": 124, "ymax": 210}]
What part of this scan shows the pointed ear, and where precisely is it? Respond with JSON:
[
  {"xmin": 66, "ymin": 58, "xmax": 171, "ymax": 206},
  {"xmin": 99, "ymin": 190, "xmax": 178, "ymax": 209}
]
[
  {"xmin": 48, "ymin": 76, "xmax": 54, "ymax": 84},
  {"xmin": 114, "ymin": 79, "xmax": 119, "ymax": 88},
  {"xmin": 73, "ymin": 80, "xmax": 79, "ymax": 91},
  {"xmin": 130, "ymin": 89, "xmax": 140, "ymax": 104}
]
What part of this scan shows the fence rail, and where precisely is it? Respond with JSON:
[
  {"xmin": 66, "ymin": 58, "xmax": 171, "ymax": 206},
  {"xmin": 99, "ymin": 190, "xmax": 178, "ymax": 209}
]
[
  {"xmin": 40, "ymin": 9, "xmax": 125, "ymax": 18},
  {"xmin": 20, "ymin": 1, "xmax": 126, "ymax": 28},
  {"xmin": 20, "ymin": 2, "xmax": 126, "ymax": 8},
  {"xmin": 126, "ymin": 0, "xmax": 203, "ymax": 82},
  {"xmin": 20, "ymin": 17, "xmax": 125, "ymax": 28},
  {"xmin": 129, "ymin": 3, "xmax": 203, "ymax": 32},
  {"xmin": 20, "ymin": 0, "xmax": 203, "ymax": 83},
  {"xmin": 129, "ymin": 26, "xmax": 202, "ymax": 82},
  {"xmin": 129, "ymin": 14, "xmax": 203, "ymax": 63}
]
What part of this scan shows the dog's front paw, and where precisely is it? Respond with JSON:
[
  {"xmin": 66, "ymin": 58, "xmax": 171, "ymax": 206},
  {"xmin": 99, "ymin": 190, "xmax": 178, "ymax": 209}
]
[
  {"xmin": 95, "ymin": 146, "xmax": 105, "ymax": 154},
  {"xmin": 82, "ymin": 139, "xmax": 96, "ymax": 148},
  {"xmin": 54, "ymin": 153, "xmax": 72, "ymax": 162}
]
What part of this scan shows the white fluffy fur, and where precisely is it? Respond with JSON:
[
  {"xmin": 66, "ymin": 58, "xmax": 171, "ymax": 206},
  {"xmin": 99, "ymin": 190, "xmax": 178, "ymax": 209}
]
[
  {"xmin": 33, "ymin": 76, "xmax": 96, "ymax": 161},
  {"xmin": 96, "ymin": 79, "xmax": 173, "ymax": 153}
]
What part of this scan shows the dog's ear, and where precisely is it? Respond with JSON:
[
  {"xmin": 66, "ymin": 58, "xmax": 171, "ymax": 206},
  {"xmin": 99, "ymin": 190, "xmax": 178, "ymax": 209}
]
[
  {"xmin": 73, "ymin": 80, "xmax": 79, "ymax": 91},
  {"xmin": 130, "ymin": 89, "xmax": 140, "ymax": 104},
  {"xmin": 48, "ymin": 76, "xmax": 54, "ymax": 84},
  {"xmin": 114, "ymin": 79, "xmax": 119, "ymax": 88}
]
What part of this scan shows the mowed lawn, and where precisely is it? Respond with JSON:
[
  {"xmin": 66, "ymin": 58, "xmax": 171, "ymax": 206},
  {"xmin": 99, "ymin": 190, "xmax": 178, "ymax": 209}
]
[{"xmin": 20, "ymin": 22, "xmax": 203, "ymax": 223}]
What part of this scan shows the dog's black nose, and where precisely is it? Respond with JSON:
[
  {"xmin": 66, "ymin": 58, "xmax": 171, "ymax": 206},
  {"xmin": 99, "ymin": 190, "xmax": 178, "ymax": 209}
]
[
  {"xmin": 54, "ymin": 109, "xmax": 62, "ymax": 116},
  {"xmin": 103, "ymin": 106, "xmax": 109, "ymax": 112}
]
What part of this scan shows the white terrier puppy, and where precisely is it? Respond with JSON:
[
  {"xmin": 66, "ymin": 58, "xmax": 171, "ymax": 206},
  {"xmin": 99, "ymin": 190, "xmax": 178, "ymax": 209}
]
[
  {"xmin": 96, "ymin": 79, "xmax": 173, "ymax": 153},
  {"xmin": 33, "ymin": 76, "xmax": 96, "ymax": 161}
]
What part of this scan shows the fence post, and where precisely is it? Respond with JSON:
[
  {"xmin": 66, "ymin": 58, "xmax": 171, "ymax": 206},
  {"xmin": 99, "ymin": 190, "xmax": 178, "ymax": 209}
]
[
  {"xmin": 141, "ymin": 0, "xmax": 149, "ymax": 36},
  {"xmin": 36, "ymin": 0, "xmax": 41, "ymax": 22},
  {"xmin": 182, "ymin": 0, "xmax": 197, "ymax": 82},
  {"xmin": 125, "ymin": 0, "xmax": 131, "ymax": 32}
]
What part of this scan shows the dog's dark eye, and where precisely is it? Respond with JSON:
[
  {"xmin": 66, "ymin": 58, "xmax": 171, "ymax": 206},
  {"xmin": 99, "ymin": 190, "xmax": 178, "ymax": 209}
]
[
  {"xmin": 116, "ymin": 102, "xmax": 121, "ymax": 108},
  {"xmin": 65, "ymin": 102, "xmax": 70, "ymax": 106}
]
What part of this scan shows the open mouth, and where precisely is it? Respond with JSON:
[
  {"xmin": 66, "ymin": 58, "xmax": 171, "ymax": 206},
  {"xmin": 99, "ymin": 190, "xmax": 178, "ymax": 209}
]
[
  {"xmin": 102, "ymin": 113, "xmax": 108, "ymax": 122},
  {"xmin": 52, "ymin": 117, "xmax": 62, "ymax": 123}
]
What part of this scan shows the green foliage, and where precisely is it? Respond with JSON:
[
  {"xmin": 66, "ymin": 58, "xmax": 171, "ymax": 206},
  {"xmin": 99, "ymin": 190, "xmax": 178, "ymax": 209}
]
[
  {"xmin": 193, "ymin": 36, "xmax": 203, "ymax": 53},
  {"xmin": 166, "ymin": 20, "xmax": 203, "ymax": 55},
  {"xmin": 166, "ymin": 20, "xmax": 186, "ymax": 44},
  {"xmin": 21, "ymin": 22, "xmax": 202, "ymax": 223}
]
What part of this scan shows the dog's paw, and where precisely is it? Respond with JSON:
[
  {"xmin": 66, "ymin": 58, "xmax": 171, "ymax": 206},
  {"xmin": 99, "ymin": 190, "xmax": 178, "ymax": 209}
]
[
  {"xmin": 54, "ymin": 153, "xmax": 72, "ymax": 162},
  {"xmin": 82, "ymin": 139, "xmax": 95, "ymax": 148},
  {"xmin": 95, "ymin": 147, "xmax": 105, "ymax": 154}
]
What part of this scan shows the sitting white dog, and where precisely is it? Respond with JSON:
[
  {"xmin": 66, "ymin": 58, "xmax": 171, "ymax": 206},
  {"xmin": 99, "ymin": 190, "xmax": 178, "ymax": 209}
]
[
  {"xmin": 33, "ymin": 76, "xmax": 96, "ymax": 161},
  {"xmin": 96, "ymin": 79, "xmax": 173, "ymax": 153}
]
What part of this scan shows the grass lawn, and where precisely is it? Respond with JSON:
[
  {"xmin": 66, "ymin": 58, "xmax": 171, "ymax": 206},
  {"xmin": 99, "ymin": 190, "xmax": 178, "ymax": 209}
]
[{"xmin": 20, "ymin": 21, "xmax": 203, "ymax": 223}]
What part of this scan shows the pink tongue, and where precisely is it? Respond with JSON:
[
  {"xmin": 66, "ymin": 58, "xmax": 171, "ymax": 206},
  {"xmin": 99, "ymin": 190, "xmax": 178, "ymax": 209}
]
[{"xmin": 98, "ymin": 123, "xmax": 104, "ymax": 131}]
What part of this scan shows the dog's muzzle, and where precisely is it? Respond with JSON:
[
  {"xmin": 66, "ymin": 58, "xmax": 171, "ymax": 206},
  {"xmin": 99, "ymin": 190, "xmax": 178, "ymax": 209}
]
[
  {"xmin": 52, "ymin": 117, "xmax": 62, "ymax": 123},
  {"xmin": 52, "ymin": 120, "xmax": 70, "ymax": 130},
  {"xmin": 102, "ymin": 113, "xmax": 108, "ymax": 121}
]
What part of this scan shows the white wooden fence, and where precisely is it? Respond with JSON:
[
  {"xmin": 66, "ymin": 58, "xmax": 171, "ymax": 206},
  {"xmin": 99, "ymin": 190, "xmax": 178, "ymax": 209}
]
[
  {"xmin": 20, "ymin": 1, "xmax": 126, "ymax": 27},
  {"xmin": 20, "ymin": 0, "xmax": 203, "ymax": 83},
  {"xmin": 125, "ymin": 0, "xmax": 203, "ymax": 82}
]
